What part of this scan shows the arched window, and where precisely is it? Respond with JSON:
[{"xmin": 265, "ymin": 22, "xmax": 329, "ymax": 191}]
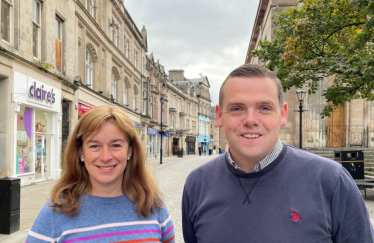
[
  {"xmin": 85, "ymin": 49, "xmax": 93, "ymax": 87},
  {"xmin": 111, "ymin": 72, "xmax": 116, "ymax": 100},
  {"xmin": 123, "ymin": 82, "xmax": 127, "ymax": 105}
]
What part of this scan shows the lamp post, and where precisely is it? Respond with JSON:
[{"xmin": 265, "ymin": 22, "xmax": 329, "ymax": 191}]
[
  {"xmin": 158, "ymin": 83, "xmax": 168, "ymax": 164},
  {"xmin": 295, "ymin": 88, "xmax": 307, "ymax": 149}
]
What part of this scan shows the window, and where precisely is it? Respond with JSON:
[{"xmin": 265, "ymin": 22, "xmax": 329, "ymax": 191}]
[
  {"xmin": 135, "ymin": 50, "xmax": 138, "ymax": 68},
  {"xmin": 1, "ymin": 0, "xmax": 12, "ymax": 43},
  {"xmin": 111, "ymin": 72, "xmax": 116, "ymax": 100},
  {"xmin": 173, "ymin": 115, "xmax": 176, "ymax": 128},
  {"xmin": 133, "ymin": 89, "xmax": 136, "ymax": 109},
  {"xmin": 55, "ymin": 18, "xmax": 62, "ymax": 71},
  {"xmin": 142, "ymin": 90, "xmax": 146, "ymax": 115},
  {"xmin": 90, "ymin": 0, "xmax": 95, "ymax": 18},
  {"xmin": 32, "ymin": 0, "xmax": 41, "ymax": 58},
  {"xmin": 169, "ymin": 114, "xmax": 173, "ymax": 128},
  {"xmin": 187, "ymin": 103, "xmax": 190, "ymax": 115},
  {"xmin": 192, "ymin": 104, "xmax": 196, "ymax": 116},
  {"xmin": 85, "ymin": 49, "xmax": 93, "ymax": 87},
  {"xmin": 179, "ymin": 100, "xmax": 182, "ymax": 112},
  {"xmin": 113, "ymin": 27, "xmax": 118, "ymax": 46},
  {"xmin": 150, "ymin": 97, "xmax": 153, "ymax": 118},
  {"xmin": 126, "ymin": 39, "xmax": 129, "ymax": 58},
  {"xmin": 123, "ymin": 83, "xmax": 128, "ymax": 105},
  {"xmin": 161, "ymin": 104, "xmax": 164, "ymax": 122},
  {"xmin": 192, "ymin": 121, "xmax": 196, "ymax": 134},
  {"xmin": 186, "ymin": 119, "xmax": 189, "ymax": 129},
  {"xmin": 180, "ymin": 118, "xmax": 184, "ymax": 128}
]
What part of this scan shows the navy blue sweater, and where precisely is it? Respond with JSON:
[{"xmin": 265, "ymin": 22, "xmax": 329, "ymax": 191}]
[{"xmin": 182, "ymin": 145, "xmax": 374, "ymax": 243}]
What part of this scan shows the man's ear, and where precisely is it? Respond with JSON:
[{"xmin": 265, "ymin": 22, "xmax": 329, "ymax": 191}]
[
  {"xmin": 216, "ymin": 105, "xmax": 224, "ymax": 128},
  {"xmin": 280, "ymin": 102, "xmax": 288, "ymax": 127}
]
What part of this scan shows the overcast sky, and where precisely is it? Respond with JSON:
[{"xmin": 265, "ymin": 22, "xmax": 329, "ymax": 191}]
[{"xmin": 125, "ymin": 0, "xmax": 259, "ymax": 106}]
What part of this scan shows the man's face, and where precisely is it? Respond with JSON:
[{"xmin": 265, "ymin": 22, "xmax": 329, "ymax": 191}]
[{"xmin": 216, "ymin": 76, "xmax": 288, "ymax": 166}]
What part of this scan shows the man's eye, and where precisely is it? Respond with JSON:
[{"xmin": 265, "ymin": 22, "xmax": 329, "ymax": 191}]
[
  {"xmin": 261, "ymin": 106, "xmax": 271, "ymax": 111},
  {"xmin": 231, "ymin": 107, "xmax": 242, "ymax": 112}
]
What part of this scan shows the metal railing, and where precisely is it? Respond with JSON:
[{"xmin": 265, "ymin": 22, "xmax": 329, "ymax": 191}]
[{"xmin": 327, "ymin": 125, "xmax": 368, "ymax": 147}]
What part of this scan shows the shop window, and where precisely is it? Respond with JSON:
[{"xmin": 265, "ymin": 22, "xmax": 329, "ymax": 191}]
[
  {"xmin": 111, "ymin": 72, "xmax": 117, "ymax": 101},
  {"xmin": 1, "ymin": 0, "xmax": 12, "ymax": 43},
  {"xmin": 85, "ymin": 48, "xmax": 93, "ymax": 87},
  {"xmin": 32, "ymin": 0, "xmax": 41, "ymax": 58},
  {"xmin": 55, "ymin": 17, "xmax": 63, "ymax": 72},
  {"xmin": 16, "ymin": 106, "xmax": 53, "ymax": 179}
]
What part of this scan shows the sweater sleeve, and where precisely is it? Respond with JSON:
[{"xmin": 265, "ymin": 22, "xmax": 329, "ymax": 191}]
[
  {"xmin": 182, "ymin": 184, "xmax": 198, "ymax": 243},
  {"xmin": 157, "ymin": 203, "xmax": 175, "ymax": 243},
  {"xmin": 25, "ymin": 201, "xmax": 57, "ymax": 243},
  {"xmin": 331, "ymin": 166, "xmax": 374, "ymax": 242}
]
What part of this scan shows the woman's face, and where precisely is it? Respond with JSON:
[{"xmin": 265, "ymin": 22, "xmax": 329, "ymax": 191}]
[{"xmin": 80, "ymin": 122, "xmax": 132, "ymax": 196}]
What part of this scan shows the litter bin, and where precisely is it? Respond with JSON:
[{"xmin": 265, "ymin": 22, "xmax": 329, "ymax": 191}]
[
  {"xmin": 0, "ymin": 177, "xmax": 20, "ymax": 234},
  {"xmin": 209, "ymin": 149, "xmax": 213, "ymax": 155},
  {"xmin": 334, "ymin": 151, "xmax": 364, "ymax": 179},
  {"xmin": 178, "ymin": 148, "xmax": 183, "ymax": 158}
]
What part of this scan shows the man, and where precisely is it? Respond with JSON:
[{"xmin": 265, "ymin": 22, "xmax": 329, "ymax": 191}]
[{"xmin": 182, "ymin": 64, "xmax": 374, "ymax": 242}]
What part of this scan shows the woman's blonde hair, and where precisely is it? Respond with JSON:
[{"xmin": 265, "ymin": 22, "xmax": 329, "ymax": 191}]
[{"xmin": 50, "ymin": 106, "xmax": 163, "ymax": 217}]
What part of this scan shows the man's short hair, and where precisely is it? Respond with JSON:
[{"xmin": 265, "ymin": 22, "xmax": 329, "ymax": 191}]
[{"xmin": 219, "ymin": 64, "xmax": 284, "ymax": 109}]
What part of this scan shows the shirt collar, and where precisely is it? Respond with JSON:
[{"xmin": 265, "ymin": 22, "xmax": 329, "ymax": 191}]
[{"xmin": 227, "ymin": 140, "xmax": 283, "ymax": 173}]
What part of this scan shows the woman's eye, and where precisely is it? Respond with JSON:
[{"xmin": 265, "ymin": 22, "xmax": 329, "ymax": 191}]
[
  {"xmin": 112, "ymin": 144, "xmax": 122, "ymax": 148},
  {"xmin": 89, "ymin": 145, "xmax": 99, "ymax": 149}
]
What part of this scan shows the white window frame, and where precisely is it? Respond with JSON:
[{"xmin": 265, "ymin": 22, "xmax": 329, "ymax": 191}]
[
  {"xmin": 142, "ymin": 90, "xmax": 146, "ymax": 115},
  {"xmin": 90, "ymin": 0, "xmax": 95, "ymax": 18},
  {"xmin": 1, "ymin": 0, "xmax": 13, "ymax": 44},
  {"xmin": 85, "ymin": 49, "xmax": 93, "ymax": 87},
  {"xmin": 32, "ymin": 0, "xmax": 41, "ymax": 58},
  {"xmin": 111, "ymin": 72, "xmax": 117, "ymax": 101}
]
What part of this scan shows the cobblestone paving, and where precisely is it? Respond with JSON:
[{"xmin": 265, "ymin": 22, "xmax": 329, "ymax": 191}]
[{"xmin": 153, "ymin": 154, "xmax": 217, "ymax": 243}]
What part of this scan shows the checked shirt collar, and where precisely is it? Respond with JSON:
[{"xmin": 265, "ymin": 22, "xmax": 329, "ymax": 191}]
[{"xmin": 227, "ymin": 139, "xmax": 283, "ymax": 173}]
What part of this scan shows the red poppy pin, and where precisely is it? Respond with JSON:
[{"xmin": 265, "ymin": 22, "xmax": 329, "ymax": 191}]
[{"xmin": 291, "ymin": 211, "xmax": 300, "ymax": 222}]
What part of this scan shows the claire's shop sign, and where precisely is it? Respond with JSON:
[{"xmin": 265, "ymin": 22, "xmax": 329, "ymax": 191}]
[{"xmin": 27, "ymin": 79, "xmax": 56, "ymax": 106}]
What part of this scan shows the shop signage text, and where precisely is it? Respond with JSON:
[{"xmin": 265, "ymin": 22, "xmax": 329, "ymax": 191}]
[
  {"xmin": 185, "ymin": 136, "xmax": 196, "ymax": 142},
  {"xmin": 28, "ymin": 81, "xmax": 55, "ymax": 104}
]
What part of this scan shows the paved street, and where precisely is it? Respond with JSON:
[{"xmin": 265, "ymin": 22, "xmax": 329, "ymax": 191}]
[{"xmin": 1, "ymin": 154, "xmax": 374, "ymax": 242}]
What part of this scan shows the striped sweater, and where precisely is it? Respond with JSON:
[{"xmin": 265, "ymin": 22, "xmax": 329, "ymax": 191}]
[{"xmin": 26, "ymin": 194, "xmax": 175, "ymax": 243}]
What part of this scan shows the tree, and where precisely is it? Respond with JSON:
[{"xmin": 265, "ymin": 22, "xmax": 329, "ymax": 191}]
[{"xmin": 251, "ymin": 0, "xmax": 374, "ymax": 117}]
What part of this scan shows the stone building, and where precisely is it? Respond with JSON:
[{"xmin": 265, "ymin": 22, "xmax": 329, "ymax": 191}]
[
  {"xmin": 246, "ymin": 0, "xmax": 374, "ymax": 178},
  {"xmin": 0, "ymin": 0, "xmax": 150, "ymax": 186},
  {"xmin": 210, "ymin": 106, "xmax": 219, "ymax": 154},
  {"xmin": 169, "ymin": 69, "xmax": 200, "ymax": 155}
]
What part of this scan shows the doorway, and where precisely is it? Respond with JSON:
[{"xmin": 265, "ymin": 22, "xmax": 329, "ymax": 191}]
[
  {"xmin": 34, "ymin": 135, "xmax": 52, "ymax": 181},
  {"xmin": 327, "ymin": 105, "xmax": 345, "ymax": 147}
]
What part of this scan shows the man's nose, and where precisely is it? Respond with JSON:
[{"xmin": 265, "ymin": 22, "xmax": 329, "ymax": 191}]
[
  {"xmin": 101, "ymin": 147, "xmax": 112, "ymax": 162},
  {"xmin": 243, "ymin": 109, "xmax": 259, "ymax": 127}
]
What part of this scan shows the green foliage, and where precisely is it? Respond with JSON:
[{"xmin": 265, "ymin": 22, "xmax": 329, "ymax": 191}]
[
  {"xmin": 33, "ymin": 60, "xmax": 54, "ymax": 71},
  {"xmin": 251, "ymin": 0, "xmax": 374, "ymax": 117}
]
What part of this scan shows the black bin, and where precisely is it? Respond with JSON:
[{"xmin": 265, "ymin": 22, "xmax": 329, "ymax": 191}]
[
  {"xmin": 209, "ymin": 149, "xmax": 212, "ymax": 155},
  {"xmin": 335, "ymin": 151, "xmax": 364, "ymax": 180},
  {"xmin": 178, "ymin": 148, "xmax": 183, "ymax": 158},
  {"xmin": 0, "ymin": 177, "xmax": 21, "ymax": 234}
]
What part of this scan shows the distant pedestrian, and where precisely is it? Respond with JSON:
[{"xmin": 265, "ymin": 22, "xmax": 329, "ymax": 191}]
[
  {"xmin": 219, "ymin": 146, "xmax": 222, "ymax": 154},
  {"xmin": 198, "ymin": 146, "xmax": 202, "ymax": 156},
  {"xmin": 26, "ymin": 106, "xmax": 175, "ymax": 243}
]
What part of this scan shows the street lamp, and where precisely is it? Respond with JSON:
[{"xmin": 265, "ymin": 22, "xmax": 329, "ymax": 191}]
[
  {"xmin": 157, "ymin": 82, "xmax": 168, "ymax": 164},
  {"xmin": 295, "ymin": 88, "xmax": 307, "ymax": 149}
]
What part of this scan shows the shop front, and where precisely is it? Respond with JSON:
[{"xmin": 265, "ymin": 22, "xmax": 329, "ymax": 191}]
[
  {"xmin": 13, "ymin": 72, "xmax": 61, "ymax": 186},
  {"xmin": 185, "ymin": 136, "xmax": 196, "ymax": 155}
]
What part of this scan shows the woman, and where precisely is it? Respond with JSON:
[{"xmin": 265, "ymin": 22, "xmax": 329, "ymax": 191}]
[{"xmin": 26, "ymin": 106, "xmax": 175, "ymax": 243}]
